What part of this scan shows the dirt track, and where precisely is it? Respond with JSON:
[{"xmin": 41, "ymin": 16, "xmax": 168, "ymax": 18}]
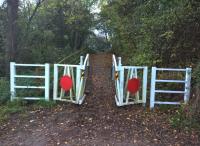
[{"xmin": 0, "ymin": 53, "xmax": 199, "ymax": 146}]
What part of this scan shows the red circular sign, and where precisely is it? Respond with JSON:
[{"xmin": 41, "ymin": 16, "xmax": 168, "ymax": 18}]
[
  {"xmin": 127, "ymin": 78, "xmax": 140, "ymax": 94},
  {"xmin": 60, "ymin": 75, "xmax": 73, "ymax": 91}
]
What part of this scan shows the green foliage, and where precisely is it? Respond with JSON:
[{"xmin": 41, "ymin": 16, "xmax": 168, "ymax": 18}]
[
  {"xmin": 0, "ymin": 4, "xmax": 7, "ymax": 75},
  {"xmin": 193, "ymin": 62, "xmax": 200, "ymax": 87},
  {"xmin": 34, "ymin": 100, "xmax": 56, "ymax": 109},
  {"xmin": 189, "ymin": 62, "xmax": 200, "ymax": 120},
  {"xmin": 0, "ymin": 0, "xmax": 100, "ymax": 75},
  {"xmin": 0, "ymin": 100, "xmax": 56, "ymax": 123},
  {"xmin": 169, "ymin": 105, "xmax": 200, "ymax": 130},
  {"xmin": 158, "ymin": 104, "xmax": 178, "ymax": 111},
  {"xmin": 0, "ymin": 100, "xmax": 25, "ymax": 123},
  {"xmin": 86, "ymin": 35, "xmax": 111, "ymax": 52},
  {"xmin": 100, "ymin": 0, "xmax": 200, "ymax": 66},
  {"xmin": 0, "ymin": 78, "xmax": 10, "ymax": 104}
]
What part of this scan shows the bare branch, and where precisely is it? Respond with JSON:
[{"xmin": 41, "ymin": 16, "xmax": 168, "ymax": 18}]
[{"xmin": 27, "ymin": 0, "xmax": 45, "ymax": 25}]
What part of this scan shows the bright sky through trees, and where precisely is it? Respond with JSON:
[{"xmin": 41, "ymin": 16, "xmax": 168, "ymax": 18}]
[{"xmin": 0, "ymin": 0, "xmax": 4, "ymax": 5}]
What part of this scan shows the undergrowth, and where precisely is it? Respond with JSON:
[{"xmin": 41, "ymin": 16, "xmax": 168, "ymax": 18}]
[
  {"xmin": 155, "ymin": 104, "xmax": 200, "ymax": 132},
  {"xmin": 0, "ymin": 78, "xmax": 10, "ymax": 104},
  {"xmin": 158, "ymin": 104, "xmax": 178, "ymax": 111},
  {"xmin": 169, "ymin": 105, "xmax": 200, "ymax": 131},
  {"xmin": 0, "ymin": 100, "xmax": 25, "ymax": 123},
  {"xmin": 33, "ymin": 100, "xmax": 56, "ymax": 109},
  {"xmin": 0, "ymin": 100, "xmax": 56, "ymax": 124}
]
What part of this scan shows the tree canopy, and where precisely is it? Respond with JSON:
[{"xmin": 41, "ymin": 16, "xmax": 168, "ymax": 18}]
[{"xmin": 100, "ymin": 0, "xmax": 200, "ymax": 67}]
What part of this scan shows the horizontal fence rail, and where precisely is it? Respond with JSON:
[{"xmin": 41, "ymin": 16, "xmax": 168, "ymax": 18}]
[
  {"xmin": 112, "ymin": 55, "xmax": 148, "ymax": 106},
  {"xmin": 10, "ymin": 62, "xmax": 50, "ymax": 101},
  {"xmin": 9, "ymin": 54, "xmax": 193, "ymax": 112},
  {"xmin": 150, "ymin": 67, "xmax": 192, "ymax": 110},
  {"xmin": 53, "ymin": 54, "xmax": 89, "ymax": 104}
]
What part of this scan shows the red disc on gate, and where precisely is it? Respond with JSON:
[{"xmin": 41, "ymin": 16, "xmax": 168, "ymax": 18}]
[
  {"xmin": 60, "ymin": 75, "xmax": 73, "ymax": 91},
  {"xmin": 127, "ymin": 78, "xmax": 140, "ymax": 94}
]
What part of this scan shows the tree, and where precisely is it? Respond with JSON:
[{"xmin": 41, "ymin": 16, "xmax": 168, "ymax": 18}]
[
  {"xmin": 5, "ymin": 0, "xmax": 19, "ymax": 75},
  {"xmin": 100, "ymin": 0, "xmax": 200, "ymax": 67}
]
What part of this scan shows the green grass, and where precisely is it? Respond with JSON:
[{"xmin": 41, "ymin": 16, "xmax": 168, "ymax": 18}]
[
  {"xmin": 33, "ymin": 100, "xmax": 56, "ymax": 108},
  {"xmin": 169, "ymin": 105, "xmax": 200, "ymax": 131},
  {"xmin": 0, "ymin": 100, "xmax": 25, "ymax": 123},
  {"xmin": 0, "ymin": 100, "xmax": 56, "ymax": 123},
  {"xmin": 158, "ymin": 104, "xmax": 179, "ymax": 111}
]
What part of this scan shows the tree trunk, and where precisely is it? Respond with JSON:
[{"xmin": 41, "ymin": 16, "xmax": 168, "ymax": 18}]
[{"xmin": 5, "ymin": 0, "xmax": 19, "ymax": 76}]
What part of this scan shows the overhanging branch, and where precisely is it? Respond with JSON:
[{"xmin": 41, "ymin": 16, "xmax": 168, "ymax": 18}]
[{"xmin": 27, "ymin": 0, "xmax": 45, "ymax": 25}]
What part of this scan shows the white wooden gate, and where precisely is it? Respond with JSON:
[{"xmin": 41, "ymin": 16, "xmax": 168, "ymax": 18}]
[
  {"xmin": 53, "ymin": 54, "xmax": 89, "ymax": 104},
  {"xmin": 112, "ymin": 55, "xmax": 148, "ymax": 106},
  {"xmin": 150, "ymin": 67, "xmax": 192, "ymax": 110},
  {"xmin": 10, "ymin": 62, "xmax": 50, "ymax": 101}
]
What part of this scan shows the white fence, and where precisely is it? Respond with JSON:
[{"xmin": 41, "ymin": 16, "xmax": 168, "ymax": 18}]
[
  {"xmin": 10, "ymin": 62, "xmax": 50, "ymax": 101},
  {"xmin": 10, "ymin": 55, "xmax": 193, "ymax": 111},
  {"xmin": 150, "ymin": 67, "xmax": 192, "ymax": 110},
  {"xmin": 53, "ymin": 54, "xmax": 89, "ymax": 104},
  {"xmin": 112, "ymin": 55, "xmax": 148, "ymax": 106}
]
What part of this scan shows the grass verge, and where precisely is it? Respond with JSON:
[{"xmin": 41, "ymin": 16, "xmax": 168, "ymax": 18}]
[
  {"xmin": 0, "ymin": 100, "xmax": 25, "ymax": 123},
  {"xmin": 169, "ymin": 105, "xmax": 200, "ymax": 132},
  {"xmin": 0, "ymin": 100, "xmax": 56, "ymax": 124}
]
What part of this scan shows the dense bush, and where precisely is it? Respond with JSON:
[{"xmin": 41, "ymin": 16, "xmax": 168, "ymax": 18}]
[
  {"xmin": 193, "ymin": 63, "xmax": 200, "ymax": 87},
  {"xmin": 100, "ymin": 0, "xmax": 200, "ymax": 67},
  {"xmin": 189, "ymin": 62, "xmax": 200, "ymax": 119},
  {"xmin": 0, "ymin": 78, "xmax": 10, "ymax": 104},
  {"xmin": 169, "ymin": 62, "xmax": 200, "ymax": 128}
]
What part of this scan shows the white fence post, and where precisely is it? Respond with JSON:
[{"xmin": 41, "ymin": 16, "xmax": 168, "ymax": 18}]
[
  {"xmin": 142, "ymin": 67, "xmax": 148, "ymax": 107},
  {"xmin": 184, "ymin": 68, "xmax": 192, "ymax": 103},
  {"xmin": 118, "ymin": 57, "xmax": 124, "ymax": 106},
  {"xmin": 76, "ymin": 56, "xmax": 83, "ymax": 103},
  {"xmin": 53, "ymin": 64, "xmax": 58, "ymax": 100},
  {"xmin": 76, "ymin": 67, "xmax": 81, "ymax": 103},
  {"xmin": 45, "ymin": 63, "xmax": 50, "ymax": 101},
  {"xmin": 150, "ymin": 67, "xmax": 156, "ymax": 110},
  {"xmin": 10, "ymin": 62, "xmax": 16, "ymax": 101},
  {"xmin": 119, "ymin": 67, "xmax": 124, "ymax": 105}
]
